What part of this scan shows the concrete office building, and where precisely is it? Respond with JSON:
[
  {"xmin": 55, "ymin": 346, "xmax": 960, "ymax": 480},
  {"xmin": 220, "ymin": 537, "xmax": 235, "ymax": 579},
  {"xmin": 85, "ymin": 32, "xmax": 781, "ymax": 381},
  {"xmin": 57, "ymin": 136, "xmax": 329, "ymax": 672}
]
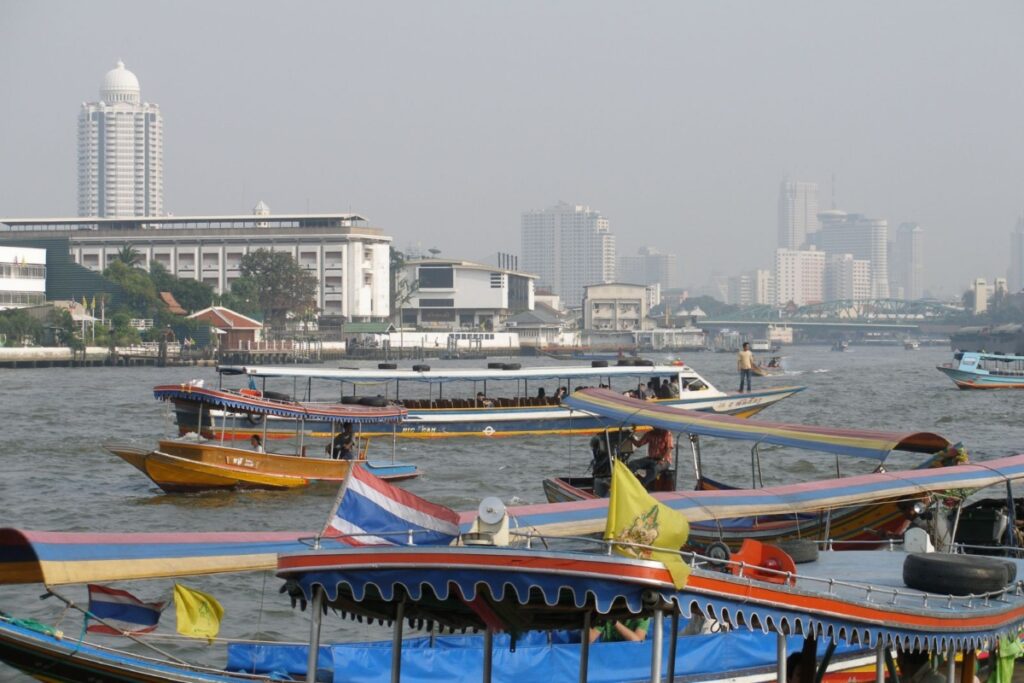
[
  {"xmin": 0, "ymin": 246, "xmax": 46, "ymax": 310},
  {"xmin": 825, "ymin": 253, "xmax": 872, "ymax": 301},
  {"xmin": 775, "ymin": 248, "xmax": 825, "ymax": 306},
  {"xmin": 0, "ymin": 208, "xmax": 390, "ymax": 321},
  {"xmin": 397, "ymin": 258, "xmax": 536, "ymax": 330},
  {"xmin": 778, "ymin": 180, "xmax": 819, "ymax": 250},
  {"xmin": 618, "ymin": 246, "xmax": 678, "ymax": 291},
  {"xmin": 890, "ymin": 222, "xmax": 924, "ymax": 300},
  {"xmin": 521, "ymin": 202, "xmax": 615, "ymax": 308},
  {"xmin": 813, "ymin": 211, "xmax": 889, "ymax": 298},
  {"xmin": 78, "ymin": 61, "xmax": 163, "ymax": 218},
  {"xmin": 582, "ymin": 283, "xmax": 649, "ymax": 332}
]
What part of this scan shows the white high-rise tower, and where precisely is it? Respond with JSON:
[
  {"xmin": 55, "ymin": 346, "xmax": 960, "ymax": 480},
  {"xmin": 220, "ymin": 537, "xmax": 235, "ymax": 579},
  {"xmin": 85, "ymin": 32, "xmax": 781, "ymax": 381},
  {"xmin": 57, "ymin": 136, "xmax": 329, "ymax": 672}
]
[
  {"xmin": 78, "ymin": 61, "xmax": 163, "ymax": 217},
  {"xmin": 777, "ymin": 180, "xmax": 819, "ymax": 250}
]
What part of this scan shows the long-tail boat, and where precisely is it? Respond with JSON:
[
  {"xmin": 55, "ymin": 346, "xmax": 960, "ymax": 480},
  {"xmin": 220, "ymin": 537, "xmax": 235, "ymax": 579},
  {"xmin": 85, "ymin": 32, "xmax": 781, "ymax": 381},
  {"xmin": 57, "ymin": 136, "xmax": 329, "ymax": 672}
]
[
  {"xmin": 543, "ymin": 388, "xmax": 956, "ymax": 549},
  {"xmin": 166, "ymin": 362, "xmax": 804, "ymax": 441},
  {"xmin": 106, "ymin": 384, "xmax": 417, "ymax": 492},
  {"xmin": 5, "ymin": 455, "xmax": 1024, "ymax": 682}
]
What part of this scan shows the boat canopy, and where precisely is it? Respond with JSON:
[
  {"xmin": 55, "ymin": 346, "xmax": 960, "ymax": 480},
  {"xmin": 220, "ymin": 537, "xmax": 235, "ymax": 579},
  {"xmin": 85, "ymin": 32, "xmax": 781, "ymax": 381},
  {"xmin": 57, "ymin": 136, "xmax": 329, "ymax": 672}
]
[
  {"xmin": 216, "ymin": 364, "xmax": 704, "ymax": 384},
  {"xmin": 0, "ymin": 529, "xmax": 316, "ymax": 586},
  {"xmin": 6, "ymin": 454, "xmax": 1024, "ymax": 585},
  {"xmin": 153, "ymin": 385, "xmax": 407, "ymax": 423},
  {"xmin": 564, "ymin": 388, "xmax": 949, "ymax": 461},
  {"xmin": 498, "ymin": 453, "xmax": 1024, "ymax": 537}
]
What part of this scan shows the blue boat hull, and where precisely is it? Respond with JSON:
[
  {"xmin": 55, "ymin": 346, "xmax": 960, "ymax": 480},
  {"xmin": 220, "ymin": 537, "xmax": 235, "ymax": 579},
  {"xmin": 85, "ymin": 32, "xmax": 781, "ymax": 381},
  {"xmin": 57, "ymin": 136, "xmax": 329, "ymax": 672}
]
[{"xmin": 937, "ymin": 365, "xmax": 1024, "ymax": 389}]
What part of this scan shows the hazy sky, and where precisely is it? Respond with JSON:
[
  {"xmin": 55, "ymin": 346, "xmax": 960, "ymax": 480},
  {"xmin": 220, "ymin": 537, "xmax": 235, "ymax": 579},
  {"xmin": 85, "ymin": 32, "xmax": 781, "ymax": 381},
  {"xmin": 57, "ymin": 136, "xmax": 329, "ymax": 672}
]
[{"xmin": 2, "ymin": 1, "xmax": 1022, "ymax": 296}]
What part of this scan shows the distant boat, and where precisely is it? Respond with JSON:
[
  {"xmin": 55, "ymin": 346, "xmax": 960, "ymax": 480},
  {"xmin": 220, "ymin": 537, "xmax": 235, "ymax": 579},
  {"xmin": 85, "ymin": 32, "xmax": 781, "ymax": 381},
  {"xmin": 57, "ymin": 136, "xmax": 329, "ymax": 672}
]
[
  {"xmin": 830, "ymin": 340, "xmax": 849, "ymax": 352},
  {"xmin": 937, "ymin": 351, "xmax": 1024, "ymax": 389},
  {"xmin": 904, "ymin": 340, "xmax": 920, "ymax": 351}
]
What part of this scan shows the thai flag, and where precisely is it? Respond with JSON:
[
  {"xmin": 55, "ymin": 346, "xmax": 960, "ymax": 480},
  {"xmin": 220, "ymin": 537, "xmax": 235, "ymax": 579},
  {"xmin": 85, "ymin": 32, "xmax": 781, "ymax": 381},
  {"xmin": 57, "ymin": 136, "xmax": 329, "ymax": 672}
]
[
  {"xmin": 322, "ymin": 465, "xmax": 460, "ymax": 546},
  {"xmin": 86, "ymin": 584, "xmax": 165, "ymax": 635}
]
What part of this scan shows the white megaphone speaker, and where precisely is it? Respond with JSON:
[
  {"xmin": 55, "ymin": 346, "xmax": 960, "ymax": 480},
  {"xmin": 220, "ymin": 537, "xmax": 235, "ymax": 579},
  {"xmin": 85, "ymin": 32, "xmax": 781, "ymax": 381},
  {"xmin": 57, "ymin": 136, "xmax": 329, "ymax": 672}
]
[{"xmin": 462, "ymin": 497, "xmax": 509, "ymax": 546}]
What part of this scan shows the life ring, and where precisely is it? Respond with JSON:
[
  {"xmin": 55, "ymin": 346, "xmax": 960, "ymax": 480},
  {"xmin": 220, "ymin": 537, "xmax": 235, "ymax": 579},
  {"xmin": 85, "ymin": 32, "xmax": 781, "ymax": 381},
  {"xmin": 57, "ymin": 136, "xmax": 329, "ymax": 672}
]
[
  {"xmin": 902, "ymin": 553, "xmax": 1016, "ymax": 595},
  {"xmin": 482, "ymin": 426, "xmax": 495, "ymax": 436}
]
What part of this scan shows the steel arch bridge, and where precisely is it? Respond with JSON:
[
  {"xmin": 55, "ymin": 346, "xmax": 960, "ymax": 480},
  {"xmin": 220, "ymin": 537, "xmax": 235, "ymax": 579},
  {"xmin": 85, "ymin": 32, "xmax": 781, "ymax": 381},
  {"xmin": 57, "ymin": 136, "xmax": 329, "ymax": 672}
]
[{"xmin": 715, "ymin": 299, "xmax": 962, "ymax": 322}]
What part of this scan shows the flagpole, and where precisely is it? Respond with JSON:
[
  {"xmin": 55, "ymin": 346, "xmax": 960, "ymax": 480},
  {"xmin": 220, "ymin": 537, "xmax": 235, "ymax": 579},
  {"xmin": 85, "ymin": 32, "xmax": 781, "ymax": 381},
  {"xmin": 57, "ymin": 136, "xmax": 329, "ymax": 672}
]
[{"xmin": 45, "ymin": 589, "xmax": 191, "ymax": 666}]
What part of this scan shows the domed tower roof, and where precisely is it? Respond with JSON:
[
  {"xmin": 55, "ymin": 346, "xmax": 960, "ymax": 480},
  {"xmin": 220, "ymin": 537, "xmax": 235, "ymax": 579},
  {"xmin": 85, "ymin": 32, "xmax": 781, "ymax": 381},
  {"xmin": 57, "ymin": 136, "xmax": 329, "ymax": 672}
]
[
  {"xmin": 253, "ymin": 200, "xmax": 271, "ymax": 216},
  {"xmin": 100, "ymin": 60, "xmax": 141, "ymax": 105}
]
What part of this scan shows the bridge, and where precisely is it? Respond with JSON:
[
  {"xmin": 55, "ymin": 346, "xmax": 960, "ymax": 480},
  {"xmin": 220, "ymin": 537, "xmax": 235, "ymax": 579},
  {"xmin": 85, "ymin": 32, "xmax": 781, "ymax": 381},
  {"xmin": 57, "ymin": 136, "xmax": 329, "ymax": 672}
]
[{"xmin": 699, "ymin": 299, "xmax": 964, "ymax": 338}]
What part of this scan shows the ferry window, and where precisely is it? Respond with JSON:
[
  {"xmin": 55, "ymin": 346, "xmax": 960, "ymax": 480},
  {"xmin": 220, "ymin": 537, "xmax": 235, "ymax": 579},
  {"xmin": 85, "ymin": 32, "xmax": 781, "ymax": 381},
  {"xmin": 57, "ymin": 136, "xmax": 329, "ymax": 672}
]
[{"xmin": 419, "ymin": 266, "xmax": 454, "ymax": 289}]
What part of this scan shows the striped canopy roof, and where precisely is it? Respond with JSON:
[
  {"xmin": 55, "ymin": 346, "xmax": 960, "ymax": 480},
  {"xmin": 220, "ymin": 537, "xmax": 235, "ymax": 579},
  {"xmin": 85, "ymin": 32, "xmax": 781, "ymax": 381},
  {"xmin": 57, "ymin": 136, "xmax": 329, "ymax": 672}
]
[
  {"xmin": 564, "ymin": 388, "xmax": 950, "ymax": 460},
  {"xmin": 153, "ymin": 385, "xmax": 406, "ymax": 424}
]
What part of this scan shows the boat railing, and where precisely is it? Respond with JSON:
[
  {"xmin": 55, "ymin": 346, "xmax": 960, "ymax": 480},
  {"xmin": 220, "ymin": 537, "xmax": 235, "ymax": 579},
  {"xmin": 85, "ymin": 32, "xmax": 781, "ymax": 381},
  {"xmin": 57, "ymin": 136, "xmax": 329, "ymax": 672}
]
[{"xmin": 508, "ymin": 531, "xmax": 1023, "ymax": 607}]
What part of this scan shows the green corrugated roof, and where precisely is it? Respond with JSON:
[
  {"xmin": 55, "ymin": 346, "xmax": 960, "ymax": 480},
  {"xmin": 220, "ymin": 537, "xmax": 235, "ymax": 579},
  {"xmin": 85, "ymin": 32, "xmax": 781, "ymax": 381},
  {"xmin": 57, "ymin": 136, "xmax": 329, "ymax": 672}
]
[{"xmin": 341, "ymin": 322, "xmax": 394, "ymax": 334}]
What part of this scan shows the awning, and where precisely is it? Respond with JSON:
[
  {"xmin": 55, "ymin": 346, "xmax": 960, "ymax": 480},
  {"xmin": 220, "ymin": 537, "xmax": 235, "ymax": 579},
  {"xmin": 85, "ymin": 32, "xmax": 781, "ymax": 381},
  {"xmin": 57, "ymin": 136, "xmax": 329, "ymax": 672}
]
[{"xmin": 564, "ymin": 388, "xmax": 949, "ymax": 460}]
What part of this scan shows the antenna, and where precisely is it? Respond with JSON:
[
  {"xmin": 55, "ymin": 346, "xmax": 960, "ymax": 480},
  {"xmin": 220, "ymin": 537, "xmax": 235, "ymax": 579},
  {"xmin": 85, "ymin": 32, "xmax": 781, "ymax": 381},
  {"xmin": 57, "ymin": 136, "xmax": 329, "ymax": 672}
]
[{"xmin": 831, "ymin": 173, "xmax": 837, "ymax": 210}]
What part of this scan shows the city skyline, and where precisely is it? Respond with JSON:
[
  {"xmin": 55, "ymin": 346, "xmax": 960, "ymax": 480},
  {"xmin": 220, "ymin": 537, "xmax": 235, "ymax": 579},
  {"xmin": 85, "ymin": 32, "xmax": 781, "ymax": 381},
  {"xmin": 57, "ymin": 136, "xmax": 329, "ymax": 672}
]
[{"xmin": 2, "ymin": 1, "xmax": 1023, "ymax": 299}]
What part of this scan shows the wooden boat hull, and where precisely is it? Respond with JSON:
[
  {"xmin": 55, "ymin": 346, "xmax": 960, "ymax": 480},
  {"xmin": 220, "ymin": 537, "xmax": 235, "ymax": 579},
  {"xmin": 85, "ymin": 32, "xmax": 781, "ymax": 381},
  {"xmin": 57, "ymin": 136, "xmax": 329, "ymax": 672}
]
[
  {"xmin": 541, "ymin": 475, "xmax": 916, "ymax": 550},
  {"xmin": 106, "ymin": 440, "xmax": 418, "ymax": 493},
  {"xmin": 172, "ymin": 386, "xmax": 803, "ymax": 441}
]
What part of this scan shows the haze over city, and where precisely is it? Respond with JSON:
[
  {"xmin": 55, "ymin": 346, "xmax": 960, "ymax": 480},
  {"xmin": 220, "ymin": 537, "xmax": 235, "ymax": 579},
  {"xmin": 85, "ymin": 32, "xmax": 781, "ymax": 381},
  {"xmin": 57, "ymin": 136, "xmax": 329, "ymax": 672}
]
[{"xmin": 2, "ymin": 1, "xmax": 1022, "ymax": 296}]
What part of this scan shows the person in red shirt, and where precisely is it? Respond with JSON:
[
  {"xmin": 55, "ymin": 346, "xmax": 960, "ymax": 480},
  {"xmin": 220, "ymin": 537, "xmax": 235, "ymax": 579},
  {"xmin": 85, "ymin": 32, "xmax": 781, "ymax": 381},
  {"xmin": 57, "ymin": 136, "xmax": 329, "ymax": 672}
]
[{"xmin": 628, "ymin": 428, "xmax": 673, "ymax": 488}]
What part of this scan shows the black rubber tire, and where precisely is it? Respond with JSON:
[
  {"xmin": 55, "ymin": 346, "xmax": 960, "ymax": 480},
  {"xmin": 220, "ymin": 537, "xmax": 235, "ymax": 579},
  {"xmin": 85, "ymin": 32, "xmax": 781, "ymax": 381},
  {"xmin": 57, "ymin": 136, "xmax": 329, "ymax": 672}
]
[
  {"xmin": 246, "ymin": 413, "xmax": 264, "ymax": 425},
  {"xmin": 487, "ymin": 362, "xmax": 504, "ymax": 369},
  {"xmin": 704, "ymin": 542, "xmax": 732, "ymax": 569},
  {"xmin": 591, "ymin": 360, "xmax": 609, "ymax": 368},
  {"xmin": 903, "ymin": 553, "xmax": 1016, "ymax": 595},
  {"xmin": 378, "ymin": 363, "xmax": 398, "ymax": 370},
  {"xmin": 636, "ymin": 359, "xmax": 655, "ymax": 367},
  {"xmin": 616, "ymin": 359, "xmax": 635, "ymax": 366},
  {"xmin": 412, "ymin": 364, "xmax": 431, "ymax": 372},
  {"xmin": 263, "ymin": 391, "xmax": 291, "ymax": 402},
  {"xmin": 775, "ymin": 539, "xmax": 819, "ymax": 564},
  {"xmin": 501, "ymin": 363, "xmax": 521, "ymax": 370},
  {"xmin": 359, "ymin": 396, "xmax": 389, "ymax": 408},
  {"xmin": 340, "ymin": 396, "xmax": 361, "ymax": 405}
]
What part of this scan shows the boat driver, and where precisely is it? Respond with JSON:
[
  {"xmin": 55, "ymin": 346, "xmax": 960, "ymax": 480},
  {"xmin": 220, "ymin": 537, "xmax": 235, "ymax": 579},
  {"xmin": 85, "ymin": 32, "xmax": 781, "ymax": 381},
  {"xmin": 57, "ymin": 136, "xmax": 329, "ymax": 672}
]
[
  {"xmin": 628, "ymin": 427, "xmax": 673, "ymax": 489},
  {"xmin": 329, "ymin": 423, "xmax": 356, "ymax": 460}
]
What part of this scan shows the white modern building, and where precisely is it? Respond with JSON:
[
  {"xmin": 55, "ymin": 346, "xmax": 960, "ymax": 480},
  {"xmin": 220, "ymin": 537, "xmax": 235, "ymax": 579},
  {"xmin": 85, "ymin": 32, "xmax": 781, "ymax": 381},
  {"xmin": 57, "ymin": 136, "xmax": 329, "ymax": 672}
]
[
  {"xmin": 582, "ymin": 283, "xmax": 649, "ymax": 332},
  {"xmin": 0, "ymin": 208, "xmax": 390, "ymax": 321},
  {"xmin": 778, "ymin": 180, "xmax": 819, "ymax": 250},
  {"xmin": 521, "ymin": 202, "xmax": 615, "ymax": 308},
  {"xmin": 775, "ymin": 248, "xmax": 825, "ymax": 306},
  {"xmin": 890, "ymin": 222, "xmax": 924, "ymax": 300},
  {"xmin": 78, "ymin": 61, "xmax": 163, "ymax": 218},
  {"xmin": 825, "ymin": 253, "xmax": 872, "ymax": 301},
  {"xmin": 0, "ymin": 246, "xmax": 46, "ymax": 310},
  {"xmin": 812, "ymin": 210, "xmax": 890, "ymax": 298},
  {"xmin": 397, "ymin": 258, "xmax": 536, "ymax": 330},
  {"xmin": 618, "ymin": 246, "xmax": 678, "ymax": 291},
  {"xmin": 973, "ymin": 278, "xmax": 988, "ymax": 315}
]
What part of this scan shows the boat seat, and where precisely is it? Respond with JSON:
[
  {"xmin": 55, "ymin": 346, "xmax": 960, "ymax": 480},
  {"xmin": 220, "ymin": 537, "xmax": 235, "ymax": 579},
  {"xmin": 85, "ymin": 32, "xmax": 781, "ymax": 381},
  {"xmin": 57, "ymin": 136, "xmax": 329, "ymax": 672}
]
[
  {"xmin": 727, "ymin": 539, "xmax": 797, "ymax": 585},
  {"xmin": 435, "ymin": 399, "xmax": 453, "ymax": 409}
]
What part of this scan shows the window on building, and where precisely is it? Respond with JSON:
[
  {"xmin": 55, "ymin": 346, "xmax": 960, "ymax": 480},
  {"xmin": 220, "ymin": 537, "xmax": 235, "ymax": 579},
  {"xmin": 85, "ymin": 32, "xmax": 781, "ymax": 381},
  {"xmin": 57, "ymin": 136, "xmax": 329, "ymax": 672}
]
[
  {"xmin": 418, "ymin": 266, "xmax": 454, "ymax": 289},
  {"xmin": 418, "ymin": 298, "xmax": 454, "ymax": 307}
]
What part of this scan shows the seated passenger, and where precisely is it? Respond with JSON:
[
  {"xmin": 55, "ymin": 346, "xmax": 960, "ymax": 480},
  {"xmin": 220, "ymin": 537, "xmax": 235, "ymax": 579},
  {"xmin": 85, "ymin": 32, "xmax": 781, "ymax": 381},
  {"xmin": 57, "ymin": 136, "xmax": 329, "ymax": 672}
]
[
  {"xmin": 628, "ymin": 428, "xmax": 673, "ymax": 488},
  {"xmin": 475, "ymin": 392, "xmax": 494, "ymax": 408},
  {"xmin": 589, "ymin": 618, "xmax": 650, "ymax": 643},
  {"xmin": 328, "ymin": 423, "xmax": 356, "ymax": 460}
]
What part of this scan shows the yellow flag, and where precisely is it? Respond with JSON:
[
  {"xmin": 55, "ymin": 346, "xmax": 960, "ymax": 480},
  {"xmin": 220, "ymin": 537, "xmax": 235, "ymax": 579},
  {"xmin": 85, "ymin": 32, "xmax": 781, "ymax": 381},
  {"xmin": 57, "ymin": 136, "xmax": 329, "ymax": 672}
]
[
  {"xmin": 604, "ymin": 458, "xmax": 691, "ymax": 588},
  {"xmin": 173, "ymin": 583, "xmax": 224, "ymax": 640}
]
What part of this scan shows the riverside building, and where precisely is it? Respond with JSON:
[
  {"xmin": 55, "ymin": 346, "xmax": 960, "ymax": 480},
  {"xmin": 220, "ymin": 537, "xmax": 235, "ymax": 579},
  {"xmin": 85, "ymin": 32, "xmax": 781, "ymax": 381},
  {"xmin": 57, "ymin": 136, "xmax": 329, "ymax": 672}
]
[
  {"xmin": 0, "ymin": 208, "xmax": 391, "ymax": 321},
  {"xmin": 0, "ymin": 246, "xmax": 46, "ymax": 310},
  {"xmin": 78, "ymin": 61, "xmax": 163, "ymax": 218}
]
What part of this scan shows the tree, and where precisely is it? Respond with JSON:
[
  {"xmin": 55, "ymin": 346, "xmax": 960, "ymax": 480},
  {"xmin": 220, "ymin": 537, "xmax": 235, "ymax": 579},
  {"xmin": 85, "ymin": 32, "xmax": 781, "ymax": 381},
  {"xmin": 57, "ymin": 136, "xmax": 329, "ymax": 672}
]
[
  {"xmin": 104, "ymin": 260, "xmax": 160, "ymax": 315},
  {"xmin": 238, "ymin": 249, "xmax": 318, "ymax": 331},
  {"xmin": 0, "ymin": 309, "xmax": 43, "ymax": 346},
  {"xmin": 112, "ymin": 245, "xmax": 145, "ymax": 268},
  {"xmin": 220, "ymin": 277, "xmax": 264, "ymax": 319}
]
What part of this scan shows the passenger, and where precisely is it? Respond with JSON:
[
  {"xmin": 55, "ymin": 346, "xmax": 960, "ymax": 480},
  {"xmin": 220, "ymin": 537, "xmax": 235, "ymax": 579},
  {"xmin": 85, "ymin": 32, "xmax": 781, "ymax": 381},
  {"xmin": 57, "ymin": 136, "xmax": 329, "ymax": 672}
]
[
  {"xmin": 589, "ymin": 618, "xmax": 650, "ymax": 643},
  {"xmin": 553, "ymin": 386, "xmax": 568, "ymax": 400},
  {"xmin": 667, "ymin": 378, "xmax": 680, "ymax": 398},
  {"xmin": 629, "ymin": 428, "xmax": 673, "ymax": 488},
  {"xmin": 329, "ymin": 423, "xmax": 356, "ymax": 460},
  {"xmin": 657, "ymin": 378, "xmax": 672, "ymax": 399},
  {"xmin": 249, "ymin": 434, "xmax": 264, "ymax": 454},
  {"xmin": 475, "ymin": 392, "xmax": 494, "ymax": 408},
  {"xmin": 536, "ymin": 387, "xmax": 546, "ymax": 400},
  {"xmin": 737, "ymin": 342, "xmax": 755, "ymax": 393}
]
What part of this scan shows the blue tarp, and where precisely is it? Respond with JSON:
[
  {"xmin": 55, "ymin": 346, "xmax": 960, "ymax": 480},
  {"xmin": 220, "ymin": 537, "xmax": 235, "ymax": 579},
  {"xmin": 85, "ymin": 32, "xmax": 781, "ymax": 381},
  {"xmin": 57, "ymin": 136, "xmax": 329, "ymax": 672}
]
[{"xmin": 227, "ymin": 628, "xmax": 865, "ymax": 683}]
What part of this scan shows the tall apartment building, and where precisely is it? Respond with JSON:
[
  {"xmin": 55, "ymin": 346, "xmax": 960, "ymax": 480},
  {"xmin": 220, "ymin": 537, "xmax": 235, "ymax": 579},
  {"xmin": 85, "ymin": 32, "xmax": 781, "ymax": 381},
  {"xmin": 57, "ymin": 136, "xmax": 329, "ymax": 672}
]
[
  {"xmin": 617, "ymin": 246, "xmax": 678, "ymax": 290},
  {"xmin": 78, "ymin": 61, "xmax": 163, "ymax": 218},
  {"xmin": 521, "ymin": 202, "xmax": 615, "ymax": 308},
  {"xmin": 777, "ymin": 180, "xmax": 819, "ymax": 250},
  {"xmin": 890, "ymin": 222, "xmax": 924, "ymax": 300},
  {"xmin": 775, "ymin": 248, "xmax": 825, "ymax": 306},
  {"xmin": 813, "ymin": 211, "xmax": 889, "ymax": 298},
  {"xmin": 1008, "ymin": 217, "xmax": 1024, "ymax": 292},
  {"xmin": 727, "ymin": 269, "xmax": 776, "ymax": 307},
  {"xmin": 825, "ymin": 253, "xmax": 872, "ymax": 301}
]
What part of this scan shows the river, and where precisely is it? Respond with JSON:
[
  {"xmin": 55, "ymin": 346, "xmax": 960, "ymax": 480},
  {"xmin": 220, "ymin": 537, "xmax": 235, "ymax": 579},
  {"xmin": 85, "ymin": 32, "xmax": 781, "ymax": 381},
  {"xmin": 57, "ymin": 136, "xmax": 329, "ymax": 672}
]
[{"xmin": 1, "ymin": 346, "xmax": 1022, "ymax": 680}]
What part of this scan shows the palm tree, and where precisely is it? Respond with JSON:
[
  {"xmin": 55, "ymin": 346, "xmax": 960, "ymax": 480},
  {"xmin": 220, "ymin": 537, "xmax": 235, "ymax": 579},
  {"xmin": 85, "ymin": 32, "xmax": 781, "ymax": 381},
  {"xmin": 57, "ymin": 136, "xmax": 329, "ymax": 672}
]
[{"xmin": 113, "ymin": 245, "xmax": 144, "ymax": 268}]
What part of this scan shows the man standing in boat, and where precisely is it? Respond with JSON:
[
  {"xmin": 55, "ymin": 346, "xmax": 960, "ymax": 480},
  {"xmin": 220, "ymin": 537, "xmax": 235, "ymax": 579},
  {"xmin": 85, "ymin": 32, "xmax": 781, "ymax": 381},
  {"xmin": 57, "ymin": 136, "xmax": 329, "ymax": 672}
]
[
  {"xmin": 628, "ymin": 428, "xmax": 673, "ymax": 489},
  {"xmin": 737, "ymin": 342, "xmax": 755, "ymax": 393}
]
